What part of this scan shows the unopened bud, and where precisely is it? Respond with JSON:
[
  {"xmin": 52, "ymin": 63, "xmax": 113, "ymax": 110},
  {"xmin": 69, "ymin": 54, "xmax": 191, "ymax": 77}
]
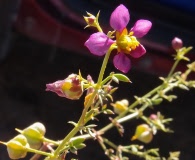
[
  {"xmin": 131, "ymin": 124, "xmax": 153, "ymax": 143},
  {"xmin": 84, "ymin": 11, "xmax": 99, "ymax": 28},
  {"xmin": 149, "ymin": 114, "xmax": 158, "ymax": 120},
  {"xmin": 46, "ymin": 74, "xmax": 83, "ymax": 100},
  {"xmin": 111, "ymin": 99, "xmax": 129, "ymax": 114},
  {"xmin": 172, "ymin": 37, "xmax": 183, "ymax": 50},
  {"xmin": 86, "ymin": 75, "xmax": 95, "ymax": 95}
]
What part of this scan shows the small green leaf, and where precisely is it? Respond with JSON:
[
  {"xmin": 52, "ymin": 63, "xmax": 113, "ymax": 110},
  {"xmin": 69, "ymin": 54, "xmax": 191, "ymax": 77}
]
[
  {"xmin": 151, "ymin": 98, "xmax": 163, "ymax": 105},
  {"xmin": 70, "ymin": 147, "xmax": 77, "ymax": 155},
  {"xmin": 147, "ymin": 148, "xmax": 160, "ymax": 156},
  {"xmin": 109, "ymin": 87, "xmax": 118, "ymax": 95},
  {"xmin": 112, "ymin": 76, "xmax": 119, "ymax": 83},
  {"xmin": 113, "ymin": 74, "xmax": 131, "ymax": 83},
  {"xmin": 87, "ymin": 128, "xmax": 95, "ymax": 138},
  {"xmin": 102, "ymin": 104, "xmax": 107, "ymax": 110},
  {"xmin": 85, "ymin": 124, "xmax": 97, "ymax": 128},
  {"xmin": 68, "ymin": 121, "xmax": 77, "ymax": 127},
  {"xmin": 70, "ymin": 138, "xmax": 85, "ymax": 146},
  {"xmin": 103, "ymin": 109, "xmax": 114, "ymax": 115},
  {"xmin": 106, "ymin": 94, "xmax": 113, "ymax": 101},
  {"xmin": 74, "ymin": 143, "xmax": 86, "ymax": 150},
  {"xmin": 178, "ymin": 84, "xmax": 189, "ymax": 90},
  {"xmin": 85, "ymin": 109, "xmax": 97, "ymax": 120},
  {"xmin": 167, "ymin": 95, "xmax": 177, "ymax": 102}
]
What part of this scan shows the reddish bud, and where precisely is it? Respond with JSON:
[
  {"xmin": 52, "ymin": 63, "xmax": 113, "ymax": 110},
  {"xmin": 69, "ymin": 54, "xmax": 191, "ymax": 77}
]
[
  {"xmin": 84, "ymin": 12, "xmax": 99, "ymax": 28},
  {"xmin": 46, "ymin": 74, "xmax": 83, "ymax": 100},
  {"xmin": 172, "ymin": 37, "xmax": 183, "ymax": 50},
  {"xmin": 149, "ymin": 114, "xmax": 158, "ymax": 120}
]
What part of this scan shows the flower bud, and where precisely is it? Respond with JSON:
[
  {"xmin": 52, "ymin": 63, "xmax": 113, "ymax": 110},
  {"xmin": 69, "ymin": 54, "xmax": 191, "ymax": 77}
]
[
  {"xmin": 111, "ymin": 99, "xmax": 128, "ymax": 114},
  {"xmin": 172, "ymin": 37, "xmax": 183, "ymax": 50},
  {"xmin": 6, "ymin": 134, "xmax": 29, "ymax": 159},
  {"xmin": 86, "ymin": 75, "xmax": 95, "ymax": 95},
  {"xmin": 46, "ymin": 74, "xmax": 83, "ymax": 100},
  {"xmin": 131, "ymin": 124, "xmax": 153, "ymax": 143},
  {"xmin": 149, "ymin": 114, "xmax": 158, "ymax": 120},
  {"xmin": 84, "ymin": 11, "xmax": 99, "ymax": 28},
  {"xmin": 16, "ymin": 122, "xmax": 46, "ymax": 149}
]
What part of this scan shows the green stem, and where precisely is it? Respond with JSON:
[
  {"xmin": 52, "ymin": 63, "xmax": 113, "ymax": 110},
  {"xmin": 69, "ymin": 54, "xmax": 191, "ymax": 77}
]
[
  {"xmin": 103, "ymin": 137, "xmax": 118, "ymax": 149},
  {"xmin": 52, "ymin": 81, "xmax": 98, "ymax": 158},
  {"xmin": 117, "ymin": 111, "xmax": 139, "ymax": 124},
  {"xmin": 167, "ymin": 59, "xmax": 180, "ymax": 79},
  {"xmin": 27, "ymin": 147, "xmax": 53, "ymax": 157},
  {"xmin": 43, "ymin": 138, "xmax": 60, "ymax": 146},
  {"xmin": 96, "ymin": 23, "xmax": 103, "ymax": 32},
  {"xmin": 78, "ymin": 91, "xmax": 98, "ymax": 125},
  {"xmin": 98, "ymin": 138, "xmax": 107, "ymax": 151},
  {"xmin": 183, "ymin": 68, "xmax": 191, "ymax": 79},
  {"xmin": 97, "ymin": 44, "xmax": 116, "ymax": 85},
  {"xmin": 78, "ymin": 45, "xmax": 115, "ymax": 125},
  {"xmin": 52, "ymin": 45, "xmax": 115, "ymax": 158},
  {"xmin": 101, "ymin": 75, "xmax": 112, "ymax": 86},
  {"xmin": 53, "ymin": 126, "xmax": 80, "ymax": 157},
  {"xmin": 116, "ymin": 85, "xmax": 162, "ymax": 120}
]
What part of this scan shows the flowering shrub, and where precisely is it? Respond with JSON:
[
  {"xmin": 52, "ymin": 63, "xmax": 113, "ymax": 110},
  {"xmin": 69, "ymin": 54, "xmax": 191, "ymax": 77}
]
[{"xmin": 0, "ymin": 4, "xmax": 195, "ymax": 160}]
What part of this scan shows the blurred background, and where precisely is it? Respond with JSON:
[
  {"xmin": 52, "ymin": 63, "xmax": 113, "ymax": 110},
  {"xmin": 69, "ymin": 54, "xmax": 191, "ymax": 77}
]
[{"xmin": 0, "ymin": 0, "xmax": 195, "ymax": 159}]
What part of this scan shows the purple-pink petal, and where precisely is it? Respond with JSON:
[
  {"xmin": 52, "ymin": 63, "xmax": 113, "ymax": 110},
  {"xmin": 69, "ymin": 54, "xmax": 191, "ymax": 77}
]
[
  {"xmin": 130, "ymin": 44, "xmax": 146, "ymax": 58},
  {"xmin": 46, "ymin": 80, "xmax": 65, "ymax": 97},
  {"xmin": 85, "ymin": 32, "xmax": 114, "ymax": 56},
  {"xmin": 130, "ymin": 20, "xmax": 152, "ymax": 38},
  {"xmin": 110, "ymin": 4, "xmax": 130, "ymax": 32},
  {"xmin": 113, "ymin": 53, "xmax": 131, "ymax": 73}
]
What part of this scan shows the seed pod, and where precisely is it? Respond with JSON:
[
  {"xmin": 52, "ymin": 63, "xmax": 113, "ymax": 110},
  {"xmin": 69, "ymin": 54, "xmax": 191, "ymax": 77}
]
[
  {"xmin": 111, "ymin": 99, "xmax": 129, "ymax": 114},
  {"xmin": 6, "ymin": 134, "xmax": 29, "ymax": 159},
  {"xmin": 16, "ymin": 122, "xmax": 46, "ymax": 149},
  {"xmin": 29, "ymin": 122, "xmax": 46, "ymax": 136},
  {"xmin": 131, "ymin": 124, "xmax": 153, "ymax": 143}
]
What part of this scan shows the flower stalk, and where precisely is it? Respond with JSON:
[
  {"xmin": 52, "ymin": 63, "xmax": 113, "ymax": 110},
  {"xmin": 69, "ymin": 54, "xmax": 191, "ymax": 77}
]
[{"xmin": 52, "ymin": 43, "xmax": 116, "ymax": 158}]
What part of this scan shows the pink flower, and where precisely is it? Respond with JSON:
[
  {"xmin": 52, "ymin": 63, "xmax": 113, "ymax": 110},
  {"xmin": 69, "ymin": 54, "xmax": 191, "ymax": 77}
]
[{"xmin": 85, "ymin": 4, "xmax": 152, "ymax": 73}]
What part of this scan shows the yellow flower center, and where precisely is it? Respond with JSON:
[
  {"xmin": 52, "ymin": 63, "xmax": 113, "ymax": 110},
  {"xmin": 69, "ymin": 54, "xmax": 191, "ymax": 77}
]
[
  {"xmin": 62, "ymin": 80, "xmax": 72, "ymax": 91},
  {"xmin": 116, "ymin": 28, "xmax": 139, "ymax": 54}
]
